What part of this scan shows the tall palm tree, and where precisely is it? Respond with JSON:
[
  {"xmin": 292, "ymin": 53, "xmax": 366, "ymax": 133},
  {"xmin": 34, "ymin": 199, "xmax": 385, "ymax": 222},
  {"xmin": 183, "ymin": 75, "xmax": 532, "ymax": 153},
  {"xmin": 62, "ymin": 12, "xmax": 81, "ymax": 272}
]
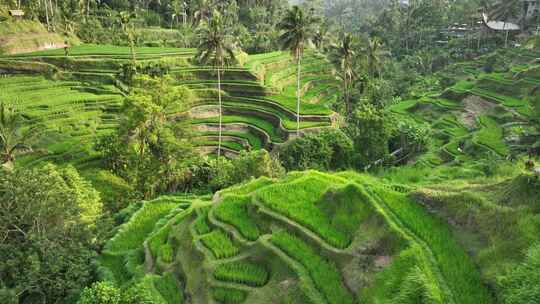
[
  {"xmin": 329, "ymin": 33, "xmax": 356, "ymax": 117},
  {"xmin": 193, "ymin": 0, "xmax": 212, "ymax": 26},
  {"xmin": 278, "ymin": 5, "xmax": 319, "ymax": 136},
  {"xmin": 197, "ymin": 10, "xmax": 237, "ymax": 159},
  {"xmin": 119, "ymin": 11, "xmax": 137, "ymax": 63},
  {"xmin": 313, "ymin": 23, "xmax": 331, "ymax": 51},
  {"xmin": 365, "ymin": 37, "xmax": 388, "ymax": 80},
  {"xmin": 0, "ymin": 103, "xmax": 33, "ymax": 169}
]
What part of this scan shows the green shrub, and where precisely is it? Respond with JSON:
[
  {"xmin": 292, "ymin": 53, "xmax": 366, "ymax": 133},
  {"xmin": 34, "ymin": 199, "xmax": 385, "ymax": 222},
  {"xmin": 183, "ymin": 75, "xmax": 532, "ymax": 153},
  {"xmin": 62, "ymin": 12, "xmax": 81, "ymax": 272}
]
[
  {"xmin": 366, "ymin": 244, "xmax": 447, "ymax": 303},
  {"xmin": 393, "ymin": 120, "xmax": 432, "ymax": 154},
  {"xmin": 78, "ymin": 282, "xmax": 121, "ymax": 304},
  {"xmin": 347, "ymin": 103, "xmax": 392, "ymax": 168},
  {"xmin": 214, "ymin": 262, "xmax": 269, "ymax": 287},
  {"xmin": 122, "ymin": 276, "xmax": 167, "ymax": 304},
  {"xmin": 211, "ymin": 287, "xmax": 247, "ymax": 304},
  {"xmin": 208, "ymin": 150, "xmax": 284, "ymax": 191},
  {"xmin": 279, "ymin": 129, "xmax": 354, "ymax": 171}
]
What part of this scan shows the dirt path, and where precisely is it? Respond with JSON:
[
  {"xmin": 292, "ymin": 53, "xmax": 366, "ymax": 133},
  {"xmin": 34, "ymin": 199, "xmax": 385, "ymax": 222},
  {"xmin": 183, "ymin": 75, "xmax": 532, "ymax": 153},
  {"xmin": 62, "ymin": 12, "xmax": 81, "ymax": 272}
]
[{"xmin": 459, "ymin": 95, "xmax": 496, "ymax": 128}]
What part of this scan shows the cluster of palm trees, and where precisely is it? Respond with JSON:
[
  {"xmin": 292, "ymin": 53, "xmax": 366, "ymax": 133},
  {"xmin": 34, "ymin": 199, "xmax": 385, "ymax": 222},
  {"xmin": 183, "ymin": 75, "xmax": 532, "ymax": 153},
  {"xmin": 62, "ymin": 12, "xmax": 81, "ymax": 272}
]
[
  {"xmin": 196, "ymin": 5, "xmax": 390, "ymax": 158},
  {"xmin": 196, "ymin": 5, "xmax": 321, "ymax": 160}
]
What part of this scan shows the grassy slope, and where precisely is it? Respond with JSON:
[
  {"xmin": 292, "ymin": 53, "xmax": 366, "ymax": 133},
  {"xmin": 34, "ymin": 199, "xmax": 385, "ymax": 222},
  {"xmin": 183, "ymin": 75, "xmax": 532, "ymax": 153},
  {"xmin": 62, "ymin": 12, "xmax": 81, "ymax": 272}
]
[
  {"xmin": 2, "ymin": 43, "xmax": 335, "ymax": 162},
  {"xmin": 0, "ymin": 19, "xmax": 76, "ymax": 55},
  {"xmin": 97, "ymin": 170, "xmax": 493, "ymax": 304},
  {"xmin": 390, "ymin": 46, "xmax": 540, "ymax": 168}
]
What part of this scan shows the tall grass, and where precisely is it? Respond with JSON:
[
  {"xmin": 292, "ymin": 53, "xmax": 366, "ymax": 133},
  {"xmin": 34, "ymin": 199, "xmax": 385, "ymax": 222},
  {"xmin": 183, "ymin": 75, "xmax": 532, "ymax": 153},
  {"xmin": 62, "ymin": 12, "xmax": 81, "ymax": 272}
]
[
  {"xmin": 371, "ymin": 187, "xmax": 493, "ymax": 304},
  {"xmin": 159, "ymin": 243, "xmax": 174, "ymax": 264},
  {"xmin": 271, "ymin": 231, "xmax": 354, "ymax": 304},
  {"xmin": 256, "ymin": 174, "xmax": 365, "ymax": 249},
  {"xmin": 105, "ymin": 198, "xmax": 179, "ymax": 253},
  {"xmin": 218, "ymin": 177, "xmax": 274, "ymax": 196},
  {"xmin": 200, "ymin": 229, "xmax": 239, "ymax": 259},
  {"xmin": 214, "ymin": 195, "xmax": 261, "ymax": 241},
  {"xmin": 214, "ymin": 262, "xmax": 269, "ymax": 287},
  {"xmin": 211, "ymin": 287, "xmax": 247, "ymax": 304},
  {"xmin": 474, "ymin": 116, "xmax": 509, "ymax": 156},
  {"xmin": 154, "ymin": 273, "xmax": 184, "ymax": 304},
  {"xmin": 359, "ymin": 245, "xmax": 443, "ymax": 303},
  {"xmin": 193, "ymin": 208, "xmax": 212, "ymax": 235}
]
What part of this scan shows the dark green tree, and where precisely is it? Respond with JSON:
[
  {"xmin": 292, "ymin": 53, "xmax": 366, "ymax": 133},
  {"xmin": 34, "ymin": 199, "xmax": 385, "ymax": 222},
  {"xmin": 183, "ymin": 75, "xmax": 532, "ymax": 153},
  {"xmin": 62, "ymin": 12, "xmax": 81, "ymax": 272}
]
[
  {"xmin": 100, "ymin": 77, "xmax": 197, "ymax": 198},
  {"xmin": 365, "ymin": 36, "xmax": 389, "ymax": 79},
  {"xmin": 0, "ymin": 164, "xmax": 101, "ymax": 303},
  {"xmin": 346, "ymin": 103, "xmax": 391, "ymax": 168},
  {"xmin": 330, "ymin": 33, "xmax": 357, "ymax": 117}
]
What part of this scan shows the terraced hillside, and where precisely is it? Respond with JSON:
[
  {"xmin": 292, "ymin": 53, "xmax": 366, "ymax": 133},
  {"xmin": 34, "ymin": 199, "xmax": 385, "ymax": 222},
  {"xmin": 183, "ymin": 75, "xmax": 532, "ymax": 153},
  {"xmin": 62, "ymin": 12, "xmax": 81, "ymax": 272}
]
[
  {"xmin": 388, "ymin": 47, "xmax": 540, "ymax": 167},
  {"xmin": 97, "ymin": 170, "xmax": 493, "ymax": 304},
  {"xmin": 0, "ymin": 44, "xmax": 336, "ymax": 162},
  {"xmin": 185, "ymin": 51, "xmax": 336, "ymax": 156}
]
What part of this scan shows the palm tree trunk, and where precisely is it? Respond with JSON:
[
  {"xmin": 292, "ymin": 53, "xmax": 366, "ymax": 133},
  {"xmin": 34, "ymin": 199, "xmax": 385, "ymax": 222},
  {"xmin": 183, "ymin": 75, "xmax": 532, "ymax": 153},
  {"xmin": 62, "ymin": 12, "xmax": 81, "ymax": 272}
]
[
  {"xmin": 48, "ymin": 0, "xmax": 55, "ymax": 32},
  {"xmin": 129, "ymin": 33, "xmax": 136, "ymax": 63},
  {"xmin": 296, "ymin": 54, "xmax": 301, "ymax": 136},
  {"xmin": 344, "ymin": 77, "xmax": 351, "ymax": 117},
  {"xmin": 217, "ymin": 66, "xmax": 223, "ymax": 159},
  {"xmin": 44, "ymin": 0, "xmax": 51, "ymax": 31}
]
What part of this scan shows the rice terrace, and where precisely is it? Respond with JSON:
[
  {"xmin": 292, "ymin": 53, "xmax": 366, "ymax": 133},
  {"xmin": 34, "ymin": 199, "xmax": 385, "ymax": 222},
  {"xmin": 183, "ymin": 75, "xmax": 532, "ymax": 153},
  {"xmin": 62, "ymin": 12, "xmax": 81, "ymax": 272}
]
[{"xmin": 0, "ymin": 1, "xmax": 540, "ymax": 304}]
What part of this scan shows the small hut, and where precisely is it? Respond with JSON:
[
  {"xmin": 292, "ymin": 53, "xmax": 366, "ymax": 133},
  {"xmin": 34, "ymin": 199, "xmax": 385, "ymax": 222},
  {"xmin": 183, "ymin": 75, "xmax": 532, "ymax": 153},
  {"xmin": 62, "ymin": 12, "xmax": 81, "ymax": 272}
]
[{"xmin": 8, "ymin": 10, "xmax": 24, "ymax": 20}]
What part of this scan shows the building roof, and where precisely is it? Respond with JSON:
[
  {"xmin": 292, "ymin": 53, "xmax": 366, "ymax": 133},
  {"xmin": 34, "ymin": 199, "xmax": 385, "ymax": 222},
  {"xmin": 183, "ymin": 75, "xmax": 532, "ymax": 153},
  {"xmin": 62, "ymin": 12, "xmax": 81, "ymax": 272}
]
[
  {"xmin": 482, "ymin": 13, "xmax": 521, "ymax": 31},
  {"xmin": 8, "ymin": 10, "xmax": 25, "ymax": 17}
]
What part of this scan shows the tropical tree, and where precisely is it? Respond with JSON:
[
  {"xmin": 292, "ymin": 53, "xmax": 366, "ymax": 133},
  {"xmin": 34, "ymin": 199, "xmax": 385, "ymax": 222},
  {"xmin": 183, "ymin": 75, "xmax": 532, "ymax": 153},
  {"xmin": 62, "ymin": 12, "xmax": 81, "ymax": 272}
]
[
  {"xmin": 99, "ymin": 76, "xmax": 197, "ymax": 198},
  {"xmin": 197, "ymin": 10, "xmax": 237, "ymax": 159},
  {"xmin": 365, "ymin": 37, "xmax": 389, "ymax": 79},
  {"xmin": 278, "ymin": 5, "xmax": 319, "ymax": 135},
  {"xmin": 313, "ymin": 22, "xmax": 333, "ymax": 52},
  {"xmin": 0, "ymin": 164, "xmax": 101, "ymax": 303},
  {"xmin": 0, "ymin": 103, "xmax": 34, "ymax": 169},
  {"xmin": 119, "ymin": 11, "xmax": 137, "ymax": 62},
  {"xmin": 329, "ymin": 33, "xmax": 356, "ymax": 117},
  {"xmin": 193, "ymin": 0, "xmax": 212, "ymax": 26}
]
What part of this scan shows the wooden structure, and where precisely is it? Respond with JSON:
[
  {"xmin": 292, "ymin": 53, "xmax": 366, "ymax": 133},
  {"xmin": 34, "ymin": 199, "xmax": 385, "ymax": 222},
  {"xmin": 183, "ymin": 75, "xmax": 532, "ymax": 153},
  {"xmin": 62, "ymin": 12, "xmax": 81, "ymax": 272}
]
[{"xmin": 8, "ymin": 10, "xmax": 24, "ymax": 19}]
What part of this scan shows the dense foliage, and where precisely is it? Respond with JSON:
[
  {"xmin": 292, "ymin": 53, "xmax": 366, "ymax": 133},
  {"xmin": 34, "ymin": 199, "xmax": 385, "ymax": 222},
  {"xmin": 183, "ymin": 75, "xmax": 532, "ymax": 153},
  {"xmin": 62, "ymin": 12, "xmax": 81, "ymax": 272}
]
[
  {"xmin": 279, "ymin": 129, "xmax": 353, "ymax": 171},
  {"xmin": 0, "ymin": 164, "xmax": 102, "ymax": 303},
  {"xmin": 0, "ymin": 0, "xmax": 539, "ymax": 303},
  {"xmin": 98, "ymin": 76, "xmax": 196, "ymax": 198}
]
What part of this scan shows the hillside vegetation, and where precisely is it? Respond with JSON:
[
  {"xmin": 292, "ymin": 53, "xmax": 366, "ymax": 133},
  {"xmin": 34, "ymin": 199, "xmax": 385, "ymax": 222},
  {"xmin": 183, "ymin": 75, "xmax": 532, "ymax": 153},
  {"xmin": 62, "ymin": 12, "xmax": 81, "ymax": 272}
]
[
  {"xmin": 2, "ymin": 1, "xmax": 540, "ymax": 303},
  {"xmin": 96, "ymin": 169, "xmax": 538, "ymax": 304},
  {"xmin": 0, "ymin": 18, "xmax": 75, "ymax": 55},
  {"xmin": 0, "ymin": 44, "xmax": 335, "ymax": 166}
]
